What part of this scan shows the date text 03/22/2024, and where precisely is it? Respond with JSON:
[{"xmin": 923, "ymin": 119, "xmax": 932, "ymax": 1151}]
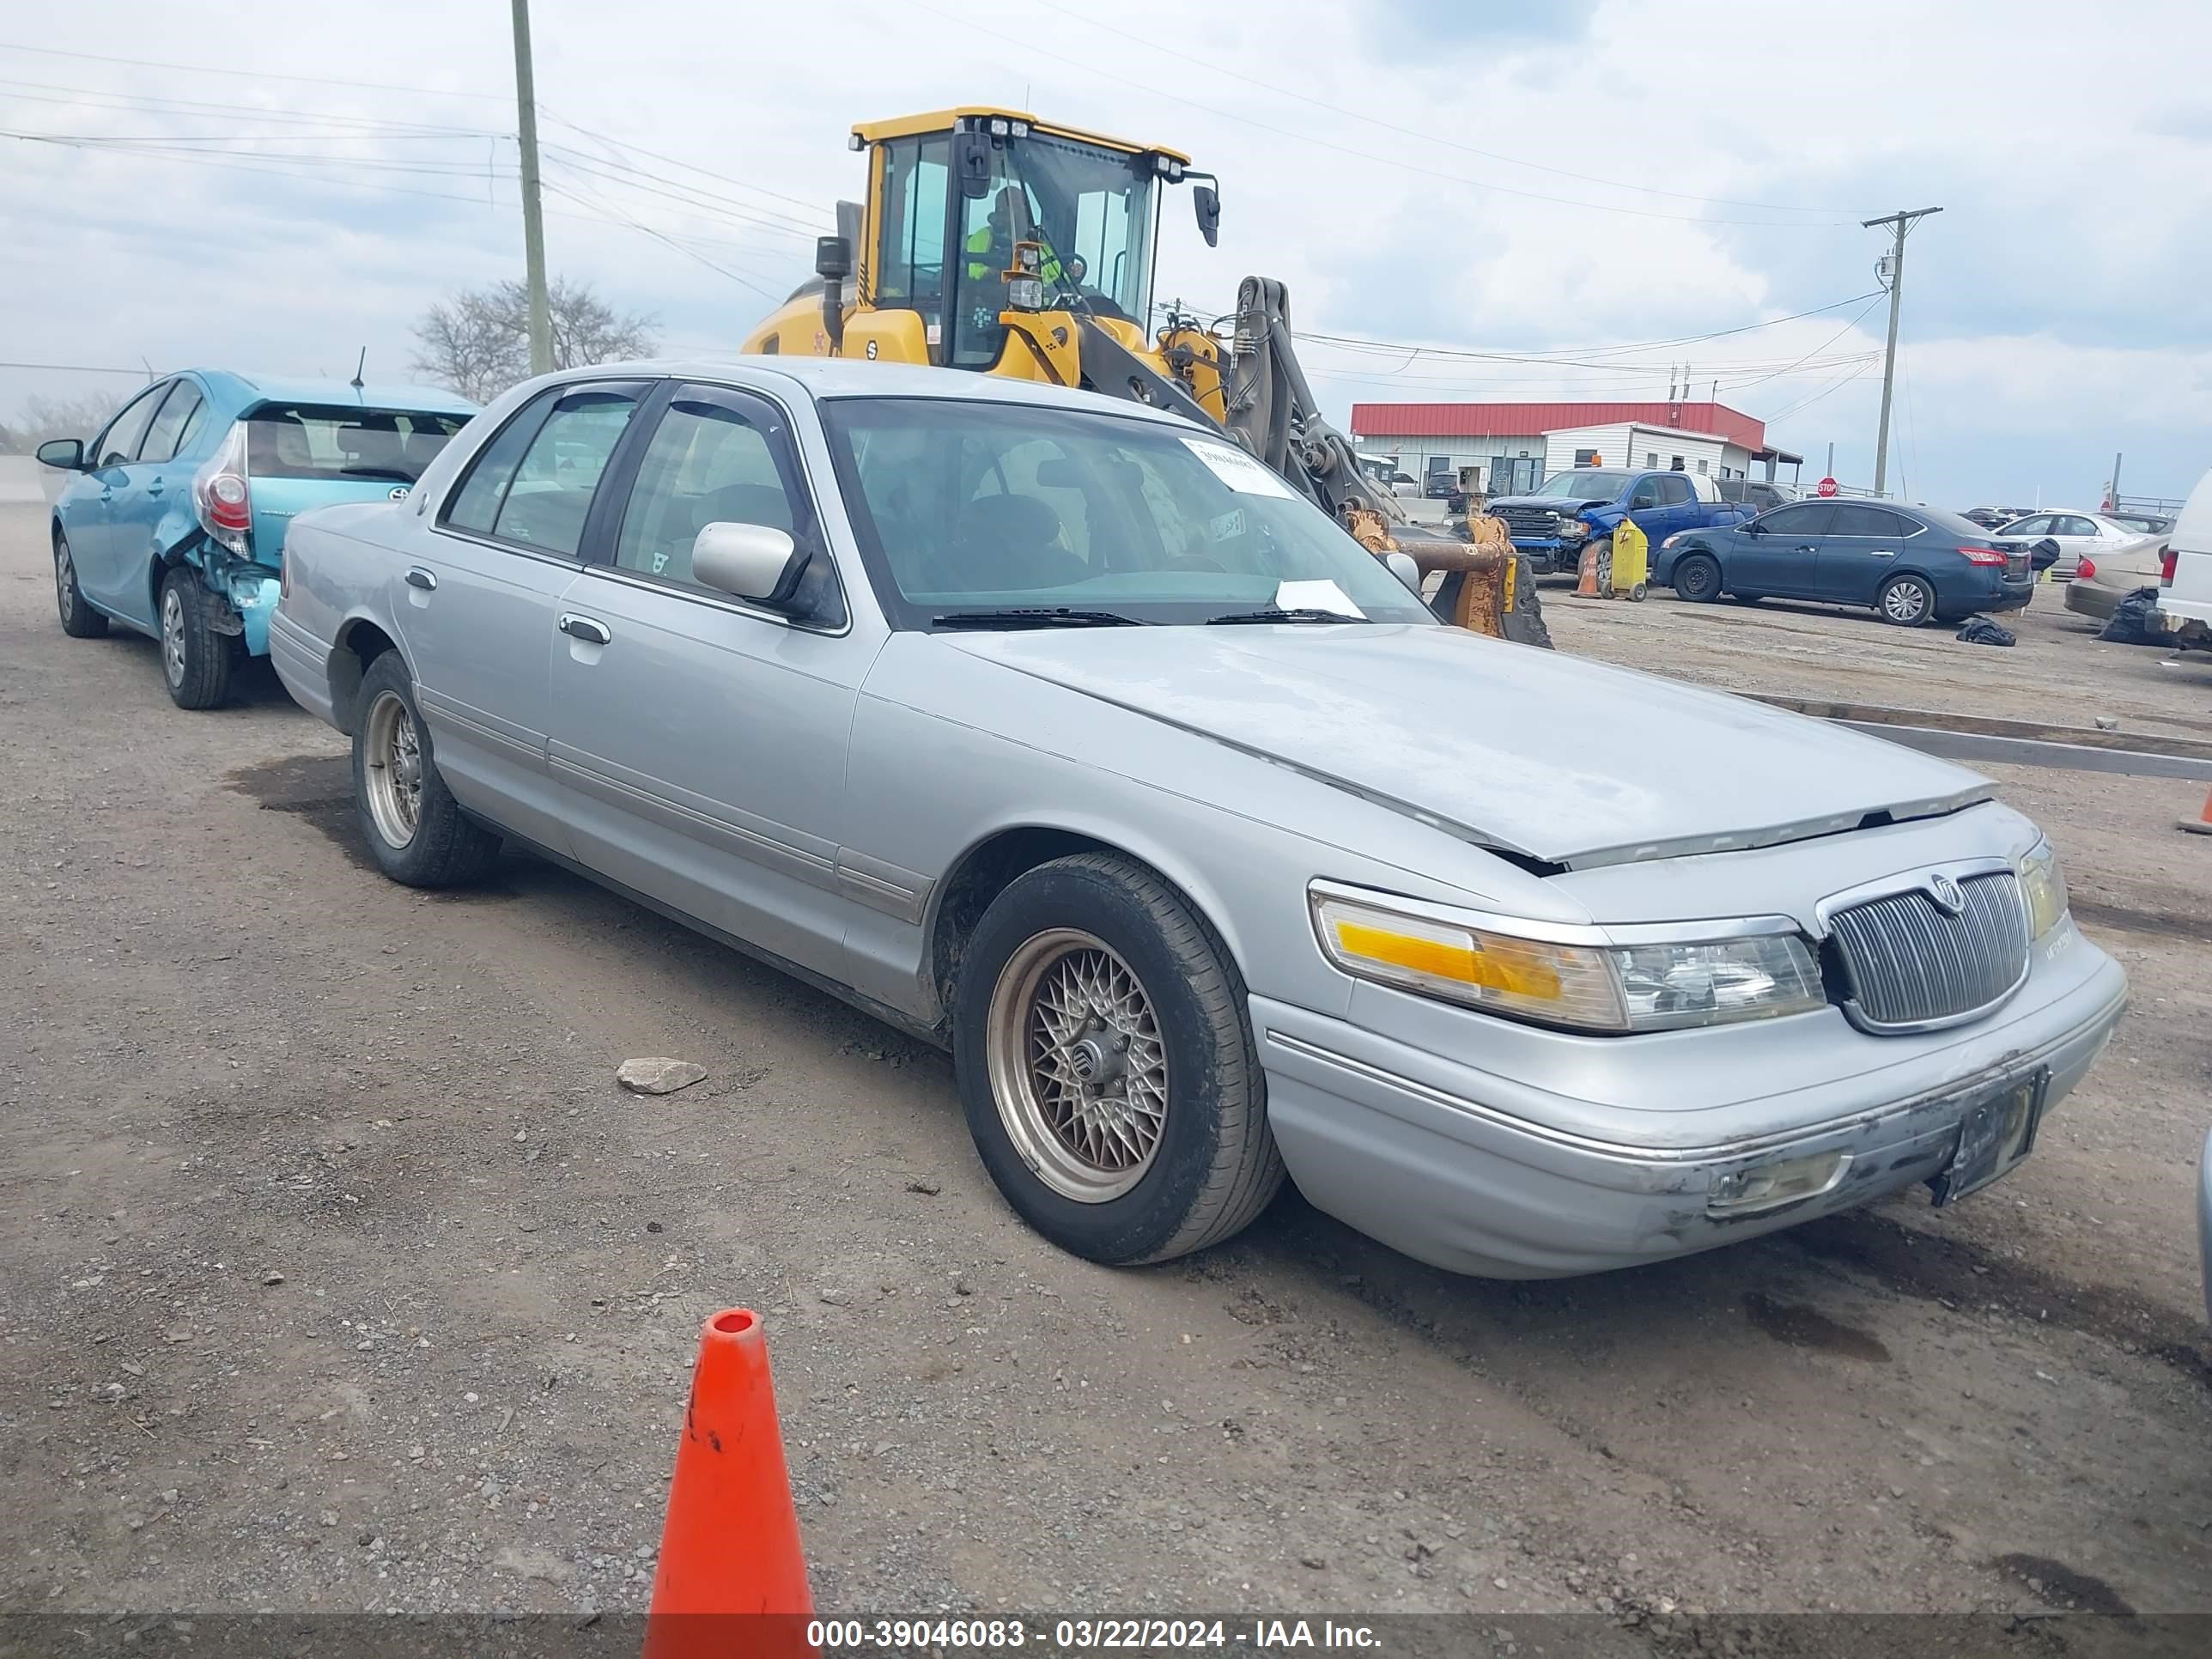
[{"xmin": 809, "ymin": 1618, "xmax": 1382, "ymax": 1650}]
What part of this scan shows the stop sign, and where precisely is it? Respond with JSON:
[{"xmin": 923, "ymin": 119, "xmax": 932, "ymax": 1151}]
[{"xmin": 1816, "ymin": 477, "xmax": 1839, "ymax": 498}]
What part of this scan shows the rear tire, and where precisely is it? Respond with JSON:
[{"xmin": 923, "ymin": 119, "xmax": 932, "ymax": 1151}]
[
  {"xmin": 1877, "ymin": 573, "xmax": 1935, "ymax": 627},
  {"xmin": 54, "ymin": 531, "xmax": 107, "ymax": 638},
  {"xmin": 953, "ymin": 853, "xmax": 1284, "ymax": 1266},
  {"xmin": 350, "ymin": 652, "xmax": 502, "ymax": 887},
  {"xmin": 1674, "ymin": 553, "xmax": 1723, "ymax": 603},
  {"xmin": 159, "ymin": 568, "xmax": 236, "ymax": 708}
]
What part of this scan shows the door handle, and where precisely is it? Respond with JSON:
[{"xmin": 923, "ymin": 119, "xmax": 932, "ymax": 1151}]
[
  {"xmin": 1869, "ymin": 549, "xmax": 1896, "ymax": 558},
  {"xmin": 145, "ymin": 477, "xmax": 165, "ymax": 497},
  {"xmin": 1796, "ymin": 544, "xmax": 1818, "ymax": 554},
  {"xmin": 558, "ymin": 613, "xmax": 611, "ymax": 646},
  {"xmin": 404, "ymin": 566, "xmax": 437, "ymax": 591},
  {"xmin": 98, "ymin": 489, "xmax": 114, "ymax": 504}
]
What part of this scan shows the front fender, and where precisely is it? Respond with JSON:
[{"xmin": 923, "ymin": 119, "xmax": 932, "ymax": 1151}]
[{"xmin": 1582, "ymin": 507, "xmax": 1629, "ymax": 538}]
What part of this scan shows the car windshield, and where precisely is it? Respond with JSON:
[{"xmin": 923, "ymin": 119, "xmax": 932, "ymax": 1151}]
[
  {"xmin": 246, "ymin": 404, "xmax": 470, "ymax": 483},
  {"xmin": 1531, "ymin": 470, "xmax": 1631, "ymax": 499},
  {"xmin": 819, "ymin": 397, "xmax": 1437, "ymax": 628}
]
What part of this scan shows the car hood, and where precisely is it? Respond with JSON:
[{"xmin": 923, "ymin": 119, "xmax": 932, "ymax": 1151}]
[
  {"xmin": 1488, "ymin": 494, "xmax": 1606, "ymax": 514},
  {"xmin": 939, "ymin": 625, "xmax": 1990, "ymax": 871}
]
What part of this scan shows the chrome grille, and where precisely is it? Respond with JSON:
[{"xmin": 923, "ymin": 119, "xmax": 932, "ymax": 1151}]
[
  {"xmin": 1497, "ymin": 506, "xmax": 1561, "ymax": 537},
  {"xmin": 1827, "ymin": 872, "xmax": 2029, "ymax": 1030}
]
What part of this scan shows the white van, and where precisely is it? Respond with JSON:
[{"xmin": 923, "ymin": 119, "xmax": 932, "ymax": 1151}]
[{"xmin": 2154, "ymin": 469, "xmax": 2212, "ymax": 642}]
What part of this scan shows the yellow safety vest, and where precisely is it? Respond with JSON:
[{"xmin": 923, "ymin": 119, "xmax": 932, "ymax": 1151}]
[{"xmin": 966, "ymin": 226, "xmax": 1062, "ymax": 285}]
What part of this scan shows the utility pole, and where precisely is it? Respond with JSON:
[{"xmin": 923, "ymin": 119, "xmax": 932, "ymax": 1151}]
[
  {"xmin": 1863, "ymin": 206, "xmax": 1940, "ymax": 496},
  {"xmin": 510, "ymin": 0, "xmax": 552, "ymax": 376},
  {"xmin": 2107, "ymin": 451, "xmax": 2123, "ymax": 511}
]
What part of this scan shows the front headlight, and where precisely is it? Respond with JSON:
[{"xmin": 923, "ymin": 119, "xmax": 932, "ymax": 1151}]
[
  {"xmin": 1662, "ymin": 532, "xmax": 1684, "ymax": 550},
  {"xmin": 1310, "ymin": 885, "xmax": 1825, "ymax": 1035},
  {"xmin": 1559, "ymin": 520, "xmax": 1588, "ymax": 539},
  {"xmin": 2019, "ymin": 840, "xmax": 2069, "ymax": 938}
]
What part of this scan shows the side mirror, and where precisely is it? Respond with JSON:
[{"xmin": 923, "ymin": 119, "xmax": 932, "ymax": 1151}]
[
  {"xmin": 815, "ymin": 236, "xmax": 852, "ymax": 283},
  {"xmin": 692, "ymin": 521, "xmax": 808, "ymax": 607},
  {"xmin": 1384, "ymin": 550, "xmax": 1421, "ymax": 594},
  {"xmin": 952, "ymin": 130, "xmax": 993, "ymax": 200},
  {"xmin": 35, "ymin": 437, "xmax": 84, "ymax": 470},
  {"xmin": 1193, "ymin": 184, "xmax": 1220, "ymax": 248}
]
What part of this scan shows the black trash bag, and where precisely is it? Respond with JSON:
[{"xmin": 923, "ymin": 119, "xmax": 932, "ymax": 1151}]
[
  {"xmin": 2099, "ymin": 585, "xmax": 2169, "ymax": 646},
  {"xmin": 1954, "ymin": 615, "xmax": 2017, "ymax": 647},
  {"xmin": 2029, "ymin": 537, "xmax": 2063, "ymax": 573}
]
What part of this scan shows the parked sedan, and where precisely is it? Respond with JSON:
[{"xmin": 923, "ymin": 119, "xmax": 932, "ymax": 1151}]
[
  {"xmin": 1994, "ymin": 510, "xmax": 2160, "ymax": 580},
  {"xmin": 36, "ymin": 370, "xmax": 474, "ymax": 707},
  {"xmin": 1655, "ymin": 500, "xmax": 2036, "ymax": 625},
  {"xmin": 271, "ymin": 361, "xmax": 2124, "ymax": 1279},
  {"xmin": 2062, "ymin": 530, "xmax": 2174, "ymax": 623}
]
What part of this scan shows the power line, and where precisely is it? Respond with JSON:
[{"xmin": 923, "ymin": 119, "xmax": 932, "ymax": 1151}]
[
  {"xmin": 0, "ymin": 38, "xmax": 507, "ymax": 102},
  {"xmin": 539, "ymin": 177, "xmax": 787, "ymax": 302},
  {"xmin": 540, "ymin": 147, "xmax": 826, "ymax": 238},
  {"xmin": 0, "ymin": 74, "xmax": 498, "ymax": 136},
  {"xmin": 0, "ymin": 360, "xmax": 147, "ymax": 375},
  {"xmin": 1030, "ymin": 0, "xmax": 1847, "ymax": 218}
]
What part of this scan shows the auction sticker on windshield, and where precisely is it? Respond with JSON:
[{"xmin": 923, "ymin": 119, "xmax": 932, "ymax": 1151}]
[{"xmin": 1181, "ymin": 435, "xmax": 1299, "ymax": 499}]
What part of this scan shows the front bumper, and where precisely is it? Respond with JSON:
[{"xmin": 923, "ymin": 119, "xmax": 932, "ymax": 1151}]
[{"xmin": 1253, "ymin": 923, "xmax": 2126, "ymax": 1278}]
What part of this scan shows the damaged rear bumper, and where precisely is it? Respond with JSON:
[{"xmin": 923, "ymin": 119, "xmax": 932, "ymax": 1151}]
[{"xmin": 1252, "ymin": 934, "xmax": 2126, "ymax": 1279}]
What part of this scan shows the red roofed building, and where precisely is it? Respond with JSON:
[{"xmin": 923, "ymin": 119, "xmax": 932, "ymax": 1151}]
[{"xmin": 1349, "ymin": 399, "xmax": 1801, "ymax": 496}]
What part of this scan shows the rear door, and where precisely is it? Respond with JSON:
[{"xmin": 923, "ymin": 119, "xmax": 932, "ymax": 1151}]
[
  {"xmin": 1655, "ymin": 471, "xmax": 1700, "ymax": 540},
  {"xmin": 70, "ymin": 380, "xmax": 172, "ymax": 619},
  {"xmin": 1729, "ymin": 501, "xmax": 1834, "ymax": 598},
  {"xmin": 544, "ymin": 380, "xmax": 865, "ymax": 985},
  {"xmin": 1817, "ymin": 504, "xmax": 1911, "ymax": 603},
  {"xmin": 407, "ymin": 380, "xmax": 646, "ymax": 854},
  {"xmin": 107, "ymin": 378, "xmax": 210, "ymax": 593}
]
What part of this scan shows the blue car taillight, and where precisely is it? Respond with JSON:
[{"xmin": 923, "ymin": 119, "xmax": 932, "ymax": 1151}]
[{"xmin": 191, "ymin": 422, "xmax": 252, "ymax": 558}]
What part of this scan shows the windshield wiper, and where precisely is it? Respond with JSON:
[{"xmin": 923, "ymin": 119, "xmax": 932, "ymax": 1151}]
[
  {"xmin": 933, "ymin": 607, "xmax": 1150, "ymax": 629},
  {"xmin": 1205, "ymin": 607, "xmax": 1372, "ymax": 625}
]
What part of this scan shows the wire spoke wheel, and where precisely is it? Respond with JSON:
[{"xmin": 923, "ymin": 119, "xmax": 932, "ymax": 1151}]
[
  {"xmin": 362, "ymin": 689, "xmax": 424, "ymax": 849},
  {"xmin": 987, "ymin": 927, "xmax": 1170, "ymax": 1203}
]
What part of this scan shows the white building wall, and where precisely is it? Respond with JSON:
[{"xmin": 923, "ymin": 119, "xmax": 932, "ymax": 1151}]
[
  {"xmin": 1542, "ymin": 423, "xmax": 1729, "ymax": 479},
  {"xmin": 1352, "ymin": 434, "xmax": 1547, "ymax": 492}
]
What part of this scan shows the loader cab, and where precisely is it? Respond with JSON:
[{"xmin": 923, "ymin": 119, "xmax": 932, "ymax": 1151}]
[{"xmin": 856, "ymin": 108, "xmax": 1191, "ymax": 373}]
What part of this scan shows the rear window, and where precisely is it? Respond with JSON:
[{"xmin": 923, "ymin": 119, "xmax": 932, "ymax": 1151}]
[{"xmin": 245, "ymin": 404, "xmax": 470, "ymax": 484}]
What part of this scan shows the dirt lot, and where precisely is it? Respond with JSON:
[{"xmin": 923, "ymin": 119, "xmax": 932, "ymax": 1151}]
[{"xmin": 3, "ymin": 507, "xmax": 2209, "ymax": 1630}]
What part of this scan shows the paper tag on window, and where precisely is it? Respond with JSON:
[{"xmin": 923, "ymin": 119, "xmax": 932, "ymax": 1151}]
[
  {"xmin": 1181, "ymin": 436, "xmax": 1299, "ymax": 499},
  {"xmin": 1274, "ymin": 580, "xmax": 1364, "ymax": 618},
  {"xmin": 1208, "ymin": 507, "xmax": 1247, "ymax": 541}
]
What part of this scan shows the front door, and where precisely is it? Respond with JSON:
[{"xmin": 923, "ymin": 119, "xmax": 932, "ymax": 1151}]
[
  {"xmin": 1730, "ymin": 501, "xmax": 1835, "ymax": 598},
  {"xmin": 544, "ymin": 381, "xmax": 865, "ymax": 986},
  {"xmin": 406, "ymin": 380, "xmax": 646, "ymax": 854},
  {"xmin": 106, "ymin": 380, "xmax": 210, "ymax": 614}
]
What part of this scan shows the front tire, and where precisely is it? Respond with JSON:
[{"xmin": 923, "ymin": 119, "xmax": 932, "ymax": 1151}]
[
  {"xmin": 1674, "ymin": 553, "xmax": 1723, "ymax": 603},
  {"xmin": 1877, "ymin": 574, "xmax": 1935, "ymax": 627},
  {"xmin": 953, "ymin": 854, "xmax": 1284, "ymax": 1265},
  {"xmin": 159, "ymin": 567, "xmax": 235, "ymax": 708},
  {"xmin": 350, "ymin": 653, "xmax": 502, "ymax": 887},
  {"xmin": 54, "ymin": 531, "xmax": 108, "ymax": 638}
]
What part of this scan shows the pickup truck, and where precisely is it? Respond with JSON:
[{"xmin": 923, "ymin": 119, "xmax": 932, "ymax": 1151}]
[{"xmin": 1486, "ymin": 467, "xmax": 1754, "ymax": 574}]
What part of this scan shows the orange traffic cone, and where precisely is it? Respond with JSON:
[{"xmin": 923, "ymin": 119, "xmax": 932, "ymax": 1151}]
[
  {"xmin": 644, "ymin": 1310, "xmax": 812, "ymax": 1659},
  {"xmin": 1575, "ymin": 543, "xmax": 1601, "ymax": 598},
  {"xmin": 2182, "ymin": 785, "xmax": 2212, "ymax": 836}
]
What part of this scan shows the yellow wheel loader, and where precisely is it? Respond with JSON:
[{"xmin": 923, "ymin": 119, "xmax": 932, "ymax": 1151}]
[{"xmin": 741, "ymin": 107, "xmax": 1549, "ymax": 647}]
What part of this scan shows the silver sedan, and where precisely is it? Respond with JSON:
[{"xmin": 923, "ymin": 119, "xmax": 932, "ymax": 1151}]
[{"xmin": 270, "ymin": 360, "xmax": 2126, "ymax": 1278}]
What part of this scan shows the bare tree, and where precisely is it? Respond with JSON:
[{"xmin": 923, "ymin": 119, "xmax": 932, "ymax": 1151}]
[
  {"xmin": 0, "ymin": 389, "xmax": 134, "ymax": 455},
  {"xmin": 410, "ymin": 276, "xmax": 658, "ymax": 404}
]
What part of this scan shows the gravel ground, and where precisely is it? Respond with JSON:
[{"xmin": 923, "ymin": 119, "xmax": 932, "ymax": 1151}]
[{"xmin": 3, "ymin": 507, "xmax": 2208, "ymax": 1630}]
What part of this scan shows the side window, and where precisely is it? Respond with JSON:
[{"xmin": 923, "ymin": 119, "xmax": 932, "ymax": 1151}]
[
  {"xmin": 2057, "ymin": 514, "xmax": 2099, "ymax": 537},
  {"xmin": 877, "ymin": 135, "xmax": 950, "ymax": 345},
  {"xmin": 491, "ymin": 387, "xmax": 642, "ymax": 556},
  {"xmin": 444, "ymin": 389, "xmax": 561, "ymax": 536},
  {"xmin": 1628, "ymin": 478, "xmax": 1660, "ymax": 508},
  {"xmin": 1658, "ymin": 475, "xmax": 1696, "ymax": 505},
  {"xmin": 1760, "ymin": 503, "xmax": 1837, "ymax": 538},
  {"xmin": 138, "ymin": 382, "xmax": 204, "ymax": 465},
  {"xmin": 95, "ymin": 382, "xmax": 169, "ymax": 468},
  {"xmin": 612, "ymin": 390, "xmax": 808, "ymax": 587},
  {"xmin": 171, "ymin": 391, "xmax": 211, "ymax": 458},
  {"xmin": 2007, "ymin": 514, "xmax": 2051, "ymax": 537},
  {"xmin": 1830, "ymin": 504, "xmax": 1893, "ymax": 536}
]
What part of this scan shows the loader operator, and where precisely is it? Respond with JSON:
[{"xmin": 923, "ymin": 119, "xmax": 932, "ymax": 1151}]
[{"xmin": 965, "ymin": 188, "xmax": 1066, "ymax": 294}]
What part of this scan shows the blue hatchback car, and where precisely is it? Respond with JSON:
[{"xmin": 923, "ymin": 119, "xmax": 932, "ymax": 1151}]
[
  {"xmin": 38, "ymin": 370, "xmax": 476, "ymax": 707},
  {"xmin": 1653, "ymin": 499, "xmax": 2037, "ymax": 626}
]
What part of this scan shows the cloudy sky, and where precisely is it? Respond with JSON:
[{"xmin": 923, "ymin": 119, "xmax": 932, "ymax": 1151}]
[{"xmin": 3, "ymin": 0, "xmax": 2206, "ymax": 506}]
